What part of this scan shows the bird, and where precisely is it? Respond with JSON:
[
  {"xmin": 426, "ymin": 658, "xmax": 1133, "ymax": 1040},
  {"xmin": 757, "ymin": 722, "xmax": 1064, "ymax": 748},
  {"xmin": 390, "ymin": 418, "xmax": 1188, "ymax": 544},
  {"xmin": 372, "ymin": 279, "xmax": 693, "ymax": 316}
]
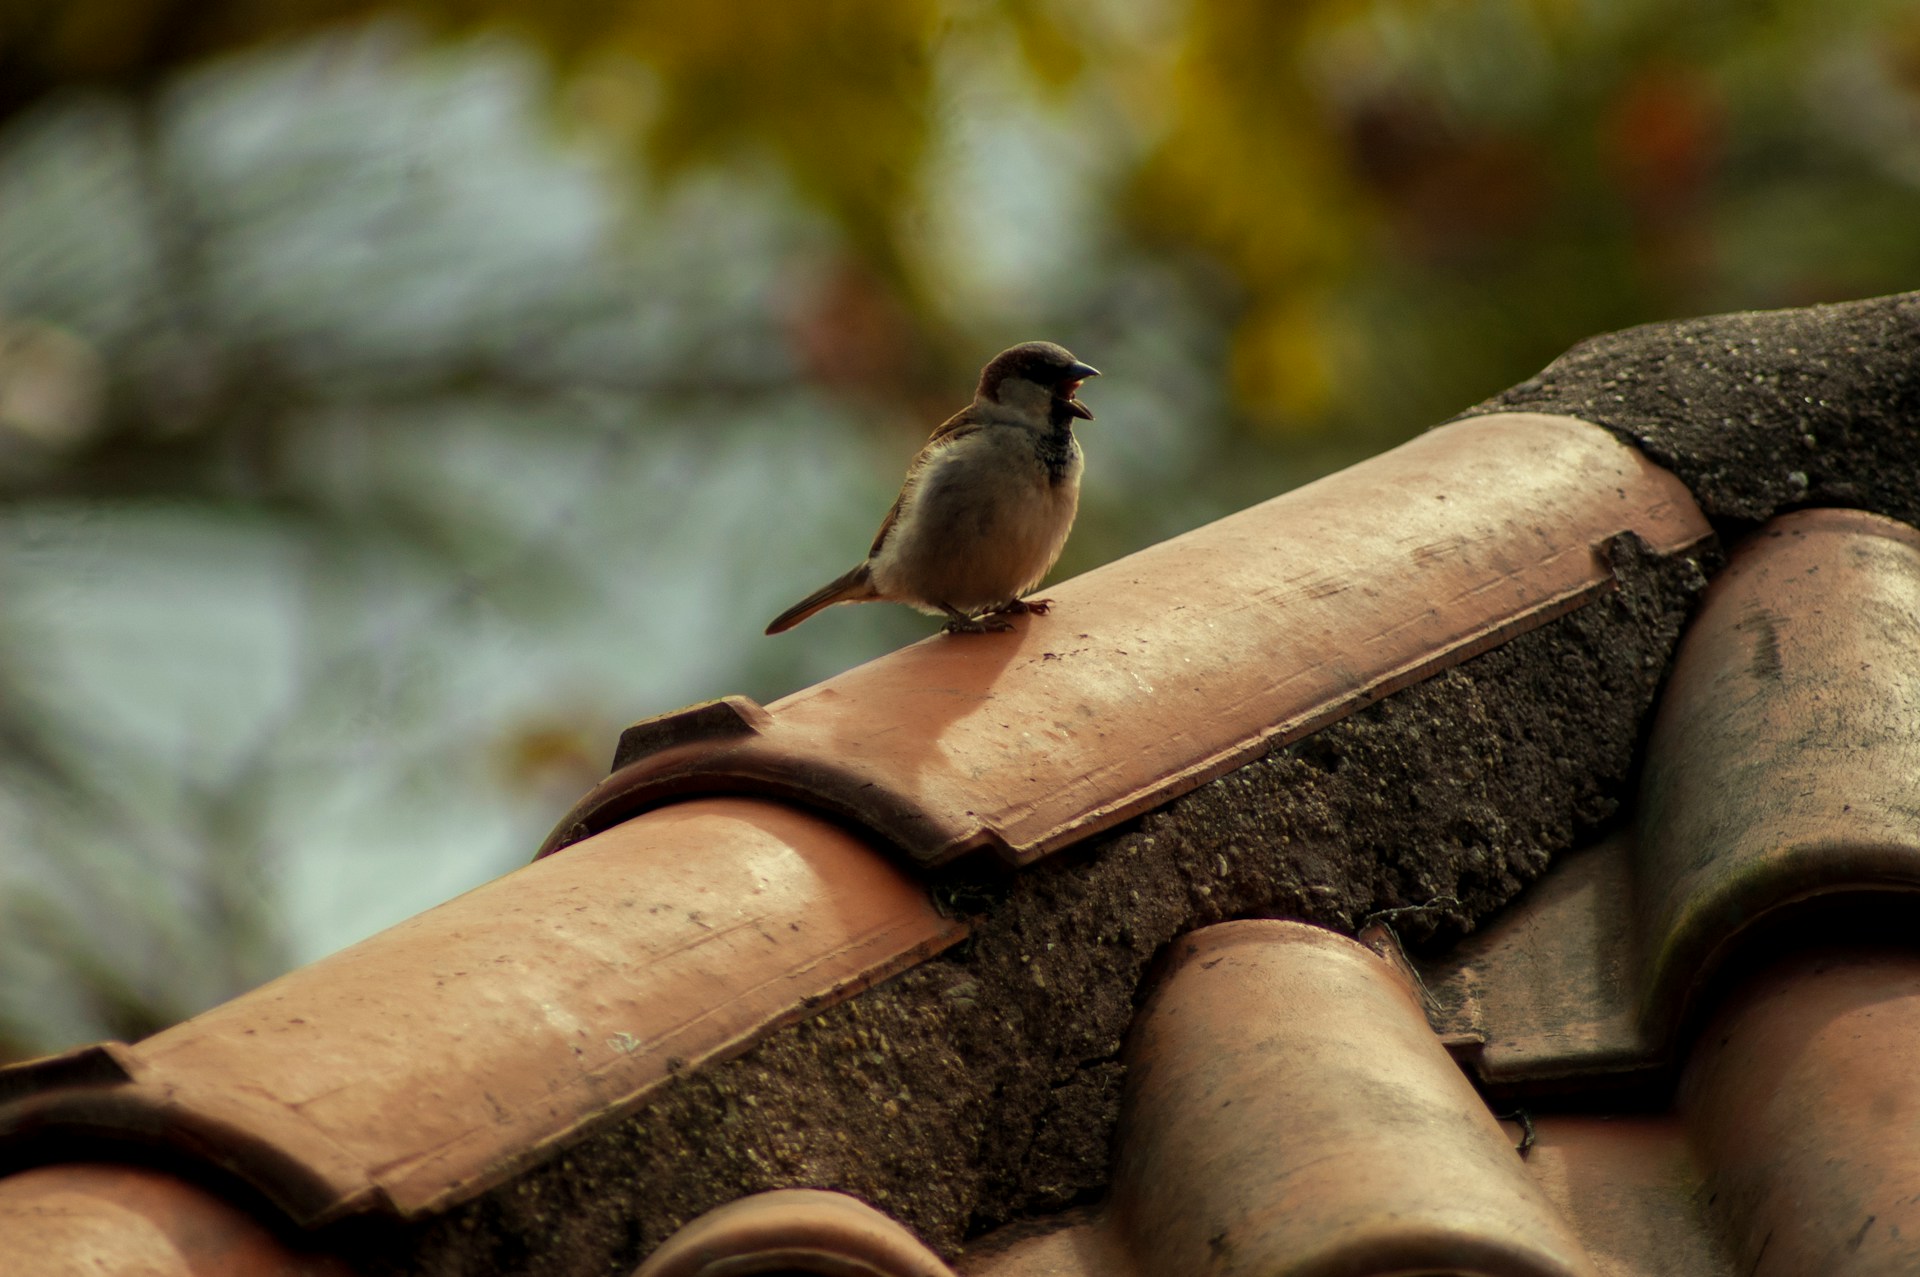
[{"xmin": 766, "ymin": 341, "xmax": 1100, "ymax": 636}]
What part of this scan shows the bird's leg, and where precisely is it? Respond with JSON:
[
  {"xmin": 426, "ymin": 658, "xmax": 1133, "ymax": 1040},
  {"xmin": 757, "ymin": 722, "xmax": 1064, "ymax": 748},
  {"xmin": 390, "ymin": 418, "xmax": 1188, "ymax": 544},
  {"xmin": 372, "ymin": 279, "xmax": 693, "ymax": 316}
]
[
  {"xmin": 989, "ymin": 595, "xmax": 1052, "ymax": 616},
  {"xmin": 940, "ymin": 603, "xmax": 1014, "ymax": 634}
]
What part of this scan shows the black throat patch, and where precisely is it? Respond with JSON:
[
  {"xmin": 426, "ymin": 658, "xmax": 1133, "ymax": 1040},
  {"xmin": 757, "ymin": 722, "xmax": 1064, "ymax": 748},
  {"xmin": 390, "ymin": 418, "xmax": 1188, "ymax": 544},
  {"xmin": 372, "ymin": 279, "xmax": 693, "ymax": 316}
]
[{"xmin": 1035, "ymin": 417, "xmax": 1079, "ymax": 485}]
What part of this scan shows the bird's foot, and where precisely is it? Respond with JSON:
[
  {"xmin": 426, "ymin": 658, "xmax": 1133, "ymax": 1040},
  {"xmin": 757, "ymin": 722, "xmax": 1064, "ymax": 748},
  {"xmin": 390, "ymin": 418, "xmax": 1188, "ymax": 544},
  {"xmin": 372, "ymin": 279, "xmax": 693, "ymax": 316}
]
[
  {"xmin": 994, "ymin": 596, "xmax": 1051, "ymax": 616},
  {"xmin": 942, "ymin": 614, "xmax": 1015, "ymax": 634}
]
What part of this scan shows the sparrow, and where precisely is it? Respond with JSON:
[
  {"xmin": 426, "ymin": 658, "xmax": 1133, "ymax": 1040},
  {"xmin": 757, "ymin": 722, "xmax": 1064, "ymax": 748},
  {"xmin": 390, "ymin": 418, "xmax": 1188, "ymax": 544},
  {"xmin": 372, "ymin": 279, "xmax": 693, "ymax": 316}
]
[{"xmin": 766, "ymin": 341, "xmax": 1100, "ymax": 635}]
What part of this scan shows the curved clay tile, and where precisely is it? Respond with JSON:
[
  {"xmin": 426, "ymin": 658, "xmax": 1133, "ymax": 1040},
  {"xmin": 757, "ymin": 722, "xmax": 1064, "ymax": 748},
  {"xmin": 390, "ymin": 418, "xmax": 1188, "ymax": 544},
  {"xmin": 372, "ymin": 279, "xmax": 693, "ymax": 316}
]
[
  {"xmin": 0, "ymin": 800, "xmax": 964, "ymax": 1226},
  {"xmin": 963, "ymin": 921, "xmax": 1600, "ymax": 1277},
  {"xmin": 1420, "ymin": 507, "xmax": 1920, "ymax": 1088},
  {"xmin": 1634, "ymin": 508, "xmax": 1920, "ymax": 1033},
  {"xmin": 634, "ymin": 1189, "xmax": 958, "ymax": 1277},
  {"xmin": 541, "ymin": 412, "xmax": 1709, "ymax": 868},
  {"xmin": 1502, "ymin": 1114, "xmax": 1729, "ymax": 1275},
  {"xmin": 1683, "ymin": 945, "xmax": 1920, "ymax": 1274},
  {"xmin": 0, "ymin": 1163, "xmax": 355, "ymax": 1277},
  {"xmin": 1111, "ymin": 921, "xmax": 1597, "ymax": 1277}
]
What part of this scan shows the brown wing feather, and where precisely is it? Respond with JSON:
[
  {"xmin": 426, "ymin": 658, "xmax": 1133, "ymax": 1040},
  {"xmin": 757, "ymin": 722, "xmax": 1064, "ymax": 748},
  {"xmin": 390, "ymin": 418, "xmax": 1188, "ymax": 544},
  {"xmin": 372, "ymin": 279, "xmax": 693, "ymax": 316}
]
[
  {"xmin": 867, "ymin": 492, "xmax": 908, "ymax": 559},
  {"xmin": 868, "ymin": 405, "xmax": 986, "ymax": 557},
  {"xmin": 925, "ymin": 402, "xmax": 987, "ymax": 445}
]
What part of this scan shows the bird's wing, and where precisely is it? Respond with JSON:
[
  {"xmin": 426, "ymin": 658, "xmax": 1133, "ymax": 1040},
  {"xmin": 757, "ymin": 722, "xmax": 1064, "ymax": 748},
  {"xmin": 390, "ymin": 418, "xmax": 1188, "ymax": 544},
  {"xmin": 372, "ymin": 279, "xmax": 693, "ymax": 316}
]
[
  {"xmin": 924, "ymin": 402, "xmax": 988, "ymax": 446},
  {"xmin": 867, "ymin": 405, "xmax": 986, "ymax": 558},
  {"xmin": 867, "ymin": 492, "xmax": 909, "ymax": 559}
]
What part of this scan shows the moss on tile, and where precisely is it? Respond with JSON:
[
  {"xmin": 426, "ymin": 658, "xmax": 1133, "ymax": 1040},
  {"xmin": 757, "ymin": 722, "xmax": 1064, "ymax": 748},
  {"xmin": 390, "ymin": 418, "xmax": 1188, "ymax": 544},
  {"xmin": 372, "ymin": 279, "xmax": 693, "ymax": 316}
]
[{"xmin": 341, "ymin": 535, "xmax": 1712, "ymax": 1277}]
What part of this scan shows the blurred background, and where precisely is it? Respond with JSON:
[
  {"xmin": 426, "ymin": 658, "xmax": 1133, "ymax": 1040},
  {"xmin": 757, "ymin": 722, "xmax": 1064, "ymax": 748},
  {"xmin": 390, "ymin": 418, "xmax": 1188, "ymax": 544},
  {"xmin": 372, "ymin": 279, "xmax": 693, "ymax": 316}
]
[{"xmin": 1, "ymin": 0, "xmax": 1917, "ymax": 1059}]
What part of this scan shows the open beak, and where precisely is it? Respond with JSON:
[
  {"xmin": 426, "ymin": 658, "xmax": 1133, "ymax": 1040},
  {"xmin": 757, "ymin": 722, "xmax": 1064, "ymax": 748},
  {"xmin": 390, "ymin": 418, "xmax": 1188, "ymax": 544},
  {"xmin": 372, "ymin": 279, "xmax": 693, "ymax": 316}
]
[{"xmin": 1059, "ymin": 362, "xmax": 1100, "ymax": 420}]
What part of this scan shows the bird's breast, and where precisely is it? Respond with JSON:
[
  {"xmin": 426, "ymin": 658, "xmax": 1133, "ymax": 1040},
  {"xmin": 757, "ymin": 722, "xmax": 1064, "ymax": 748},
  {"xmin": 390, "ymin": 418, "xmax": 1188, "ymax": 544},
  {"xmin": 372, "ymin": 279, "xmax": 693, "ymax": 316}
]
[{"xmin": 869, "ymin": 424, "xmax": 1082, "ymax": 612}]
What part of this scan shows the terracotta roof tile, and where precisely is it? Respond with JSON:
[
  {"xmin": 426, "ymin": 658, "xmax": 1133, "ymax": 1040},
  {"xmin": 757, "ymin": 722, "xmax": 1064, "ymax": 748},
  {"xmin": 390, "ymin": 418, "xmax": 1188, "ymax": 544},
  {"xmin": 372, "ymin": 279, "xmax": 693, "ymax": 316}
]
[
  {"xmin": 0, "ymin": 799, "xmax": 962, "ymax": 1226},
  {"xmin": 957, "ymin": 922, "xmax": 1600, "ymax": 1277},
  {"xmin": 1514, "ymin": 1117, "xmax": 1728, "ymax": 1276},
  {"xmin": 634, "ymin": 1189, "xmax": 958, "ymax": 1277},
  {"xmin": 1110, "ymin": 922, "xmax": 1597, "ymax": 1277},
  {"xmin": 1680, "ymin": 945, "xmax": 1920, "ymax": 1273},
  {"xmin": 1422, "ymin": 506, "xmax": 1920, "ymax": 1089},
  {"xmin": 0, "ymin": 1163, "xmax": 354, "ymax": 1277},
  {"xmin": 540, "ymin": 412, "xmax": 1708, "ymax": 868}
]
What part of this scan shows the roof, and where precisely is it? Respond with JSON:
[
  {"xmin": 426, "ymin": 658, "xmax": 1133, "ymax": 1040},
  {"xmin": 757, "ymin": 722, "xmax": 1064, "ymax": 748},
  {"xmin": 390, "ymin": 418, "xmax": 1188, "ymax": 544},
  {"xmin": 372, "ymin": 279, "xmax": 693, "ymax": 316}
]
[
  {"xmin": 956, "ymin": 504, "xmax": 1920, "ymax": 1277},
  {"xmin": 2, "ymin": 290, "xmax": 1917, "ymax": 1276}
]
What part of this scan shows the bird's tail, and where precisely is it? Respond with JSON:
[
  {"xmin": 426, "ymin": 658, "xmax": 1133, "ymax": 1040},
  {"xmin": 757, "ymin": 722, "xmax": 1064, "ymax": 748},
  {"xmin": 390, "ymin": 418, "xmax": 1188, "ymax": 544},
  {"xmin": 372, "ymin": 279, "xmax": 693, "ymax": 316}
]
[{"xmin": 764, "ymin": 563, "xmax": 879, "ymax": 634}]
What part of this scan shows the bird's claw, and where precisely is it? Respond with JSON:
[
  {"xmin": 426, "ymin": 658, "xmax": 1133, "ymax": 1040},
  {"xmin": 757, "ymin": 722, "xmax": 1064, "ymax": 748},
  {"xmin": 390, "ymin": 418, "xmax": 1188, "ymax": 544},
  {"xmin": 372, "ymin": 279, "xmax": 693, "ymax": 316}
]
[
  {"xmin": 986, "ymin": 596, "xmax": 1052, "ymax": 617},
  {"xmin": 943, "ymin": 615, "xmax": 1015, "ymax": 634}
]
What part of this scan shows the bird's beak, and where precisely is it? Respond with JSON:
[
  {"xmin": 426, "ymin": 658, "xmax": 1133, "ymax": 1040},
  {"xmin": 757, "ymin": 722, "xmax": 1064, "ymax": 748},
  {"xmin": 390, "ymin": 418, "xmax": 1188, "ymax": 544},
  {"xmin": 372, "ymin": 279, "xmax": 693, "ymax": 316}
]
[{"xmin": 1060, "ymin": 362, "xmax": 1100, "ymax": 419}]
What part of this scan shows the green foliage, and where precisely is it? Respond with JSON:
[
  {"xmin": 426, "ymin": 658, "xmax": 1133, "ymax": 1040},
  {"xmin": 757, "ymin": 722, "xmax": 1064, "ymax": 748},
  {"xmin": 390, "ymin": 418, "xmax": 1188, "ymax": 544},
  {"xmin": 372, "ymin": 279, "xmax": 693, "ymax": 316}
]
[{"xmin": 6, "ymin": 0, "xmax": 1919, "ymax": 440}]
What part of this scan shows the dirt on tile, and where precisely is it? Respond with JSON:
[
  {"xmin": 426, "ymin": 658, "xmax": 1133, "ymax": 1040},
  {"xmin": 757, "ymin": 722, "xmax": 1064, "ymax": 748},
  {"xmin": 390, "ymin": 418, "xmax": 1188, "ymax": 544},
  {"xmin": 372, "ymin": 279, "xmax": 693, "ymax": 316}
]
[
  {"xmin": 1459, "ymin": 289, "xmax": 1920, "ymax": 530},
  {"xmin": 340, "ymin": 534, "xmax": 1713, "ymax": 1277}
]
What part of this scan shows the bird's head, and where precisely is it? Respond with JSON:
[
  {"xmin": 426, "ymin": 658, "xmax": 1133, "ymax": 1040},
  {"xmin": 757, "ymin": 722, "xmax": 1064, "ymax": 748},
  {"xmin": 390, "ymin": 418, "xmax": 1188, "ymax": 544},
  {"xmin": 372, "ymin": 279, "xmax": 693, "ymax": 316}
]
[{"xmin": 977, "ymin": 341, "xmax": 1100, "ymax": 424}]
